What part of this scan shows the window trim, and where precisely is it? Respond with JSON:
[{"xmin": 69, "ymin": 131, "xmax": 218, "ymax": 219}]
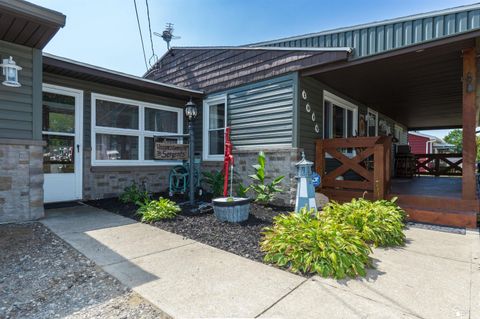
[
  {"xmin": 322, "ymin": 90, "xmax": 358, "ymax": 139},
  {"xmin": 202, "ymin": 95, "xmax": 227, "ymax": 161},
  {"xmin": 394, "ymin": 123, "xmax": 404, "ymax": 143},
  {"xmin": 91, "ymin": 93, "xmax": 183, "ymax": 166},
  {"xmin": 366, "ymin": 108, "xmax": 379, "ymax": 136}
]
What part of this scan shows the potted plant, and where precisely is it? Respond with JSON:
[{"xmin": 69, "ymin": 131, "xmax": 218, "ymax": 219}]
[
  {"xmin": 212, "ymin": 127, "xmax": 252, "ymax": 222},
  {"xmin": 212, "ymin": 196, "xmax": 252, "ymax": 223}
]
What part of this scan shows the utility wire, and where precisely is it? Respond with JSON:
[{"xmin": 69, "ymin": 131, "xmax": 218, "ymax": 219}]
[
  {"xmin": 145, "ymin": 0, "xmax": 158, "ymax": 67},
  {"xmin": 133, "ymin": 0, "xmax": 148, "ymax": 70}
]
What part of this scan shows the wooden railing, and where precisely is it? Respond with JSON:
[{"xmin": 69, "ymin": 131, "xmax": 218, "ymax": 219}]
[
  {"xmin": 315, "ymin": 136, "xmax": 392, "ymax": 200},
  {"xmin": 414, "ymin": 153, "xmax": 463, "ymax": 176}
]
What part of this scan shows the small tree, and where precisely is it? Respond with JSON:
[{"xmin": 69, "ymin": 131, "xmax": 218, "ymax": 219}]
[{"xmin": 444, "ymin": 129, "xmax": 463, "ymax": 153}]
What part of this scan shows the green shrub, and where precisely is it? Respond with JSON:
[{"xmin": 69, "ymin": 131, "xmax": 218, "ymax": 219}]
[
  {"xmin": 261, "ymin": 208, "xmax": 372, "ymax": 279},
  {"xmin": 119, "ymin": 183, "xmax": 149, "ymax": 204},
  {"xmin": 236, "ymin": 183, "xmax": 248, "ymax": 198},
  {"xmin": 136, "ymin": 197, "xmax": 181, "ymax": 222},
  {"xmin": 202, "ymin": 171, "xmax": 224, "ymax": 197},
  {"xmin": 247, "ymin": 151, "xmax": 284, "ymax": 203},
  {"xmin": 321, "ymin": 198, "xmax": 406, "ymax": 247}
]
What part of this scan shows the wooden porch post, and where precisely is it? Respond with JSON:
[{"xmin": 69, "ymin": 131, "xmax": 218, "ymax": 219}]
[
  {"xmin": 373, "ymin": 142, "xmax": 386, "ymax": 200},
  {"xmin": 462, "ymin": 48, "xmax": 477, "ymax": 200},
  {"xmin": 315, "ymin": 140, "xmax": 325, "ymax": 182}
]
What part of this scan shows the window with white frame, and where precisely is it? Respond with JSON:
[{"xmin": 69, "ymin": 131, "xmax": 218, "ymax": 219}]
[
  {"xmin": 203, "ymin": 96, "xmax": 226, "ymax": 161},
  {"xmin": 366, "ymin": 108, "xmax": 378, "ymax": 137},
  {"xmin": 323, "ymin": 91, "xmax": 358, "ymax": 139},
  {"xmin": 91, "ymin": 93, "xmax": 183, "ymax": 165}
]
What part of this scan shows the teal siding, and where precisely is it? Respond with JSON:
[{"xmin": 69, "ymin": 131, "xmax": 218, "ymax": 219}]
[
  {"xmin": 258, "ymin": 5, "xmax": 480, "ymax": 58},
  {"xmin": 0, "ymin": 40, "xmax": 35, "ymax": 139},
  {"xmin": 226, "ymin": 75, "xmax": 294, "ymax": 148}
]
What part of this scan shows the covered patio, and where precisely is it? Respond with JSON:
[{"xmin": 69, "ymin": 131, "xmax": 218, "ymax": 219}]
[{"xmin": 307, "ymin": 30, "xmax": 480, "ymax": 228}]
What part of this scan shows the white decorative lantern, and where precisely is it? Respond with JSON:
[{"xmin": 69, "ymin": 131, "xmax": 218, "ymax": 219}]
[{"xmin": 0, "ymin": 56, "xmax": 22, "ymax": 87}]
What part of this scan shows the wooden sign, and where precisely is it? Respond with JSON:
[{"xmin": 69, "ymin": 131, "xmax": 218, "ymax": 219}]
[{"xmin": 153, "ymin": 140, "xmax": 188, "ymax": 160}]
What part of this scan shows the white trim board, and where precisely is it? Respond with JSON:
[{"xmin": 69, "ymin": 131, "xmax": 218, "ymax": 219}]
[
  {"xmin": 202, "ymin": 95, "xmax": 227, "ymax": 161},
  {"xmin": 42, "ymin": 83, "xmax": 84, "ymax": 202},
  {"xmin": 90, "ymin": 92, "xmax": 184, "ymax": 166}
]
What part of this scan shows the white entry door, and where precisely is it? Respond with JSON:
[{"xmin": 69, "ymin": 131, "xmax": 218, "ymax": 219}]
[{"xmin": 42, "ymin": 84, "xmax": 83, "ymax": 203}]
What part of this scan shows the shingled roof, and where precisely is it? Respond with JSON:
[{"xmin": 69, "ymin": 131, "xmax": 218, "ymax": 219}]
[{"xmin": 144, "ymin": 47, "xmax": 351, "ymax": 93}]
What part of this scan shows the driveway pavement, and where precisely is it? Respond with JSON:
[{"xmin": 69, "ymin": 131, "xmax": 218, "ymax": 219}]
[{"xmin": 42, "ymin": 205, "xmax": 479, "ymax": 319}]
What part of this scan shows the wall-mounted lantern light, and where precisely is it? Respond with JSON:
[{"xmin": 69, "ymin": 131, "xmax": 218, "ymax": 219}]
[
  {"xmin": 466, "ymin": 72, "xmax": 474, "ymax": 93},
  {"xmin": 0, "ymin": 56, "xmax": 22, "ymax": 87}
]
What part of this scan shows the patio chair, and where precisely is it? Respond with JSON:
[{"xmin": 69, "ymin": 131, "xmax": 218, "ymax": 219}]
[{"xmin": 395, "ymin": 145, "xmax": 416, "ymax": 178}]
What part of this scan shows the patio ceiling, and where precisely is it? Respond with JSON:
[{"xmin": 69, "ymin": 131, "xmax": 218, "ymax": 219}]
[
  {"xmin": 301, "ymin": 30, "xmax": 480, "ymax": 130},
  {"xmin": 0, "ymin": 0, "xmax": 65, "ymax": 49}
]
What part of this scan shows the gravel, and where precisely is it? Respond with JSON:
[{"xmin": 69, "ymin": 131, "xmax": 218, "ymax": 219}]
[
  {"xmin": 0, "ymin": 222, "xmax": 167, "ymax": 319},
  {"xmin": 85, "ymin": 197, "xmax": 291, "ymax": 263}
]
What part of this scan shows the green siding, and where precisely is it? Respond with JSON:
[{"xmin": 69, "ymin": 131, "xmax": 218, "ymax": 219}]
[
  {"xmin": 258, "ymin": 4, "xmax": 480, "ymax": 59},
  {"xmin": 297, "ymin": 77, "xmax": 368, "ymax": 160},
  {"xmin": 0, "ymin": 40, "xmax": 35, "ymax": 139},
  {"xmin": 226, "ymin": 74, "xmax": 295, "ymax": 148}
]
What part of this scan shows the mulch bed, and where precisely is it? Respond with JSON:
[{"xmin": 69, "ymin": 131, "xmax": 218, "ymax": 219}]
[{"xmin": 84, "ymin": 195, "xmax": 292, "ymax": 262}]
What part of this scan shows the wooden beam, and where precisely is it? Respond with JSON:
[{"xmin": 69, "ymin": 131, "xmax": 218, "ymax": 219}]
[
  {"xmin": 462, "ymin": 48, "xmax": 477, "ymax": 200},
  {"xmin": 373, "ymin": 143, "xmax": 386, "ymax": 200}
]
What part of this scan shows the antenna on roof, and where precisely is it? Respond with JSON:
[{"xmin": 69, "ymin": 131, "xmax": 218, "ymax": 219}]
[{"xmin": 154, "ymin": 23, "xmax": 181, "ymax": 51}]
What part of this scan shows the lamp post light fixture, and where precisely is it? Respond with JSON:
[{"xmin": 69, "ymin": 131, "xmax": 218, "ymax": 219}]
[
  {"xmin": 185, "ymin": 99, "xmax": 198, "ymax": 122},
  {"xmin": 185, "ymin": 98, "xmax": 198, "ymax": 205},
  {"xmin": 0, "ymin": 56, "xmax": 22, "ymax": 87}
]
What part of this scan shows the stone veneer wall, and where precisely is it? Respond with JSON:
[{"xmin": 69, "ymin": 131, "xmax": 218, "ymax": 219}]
[
  {"xmin": 0, "ymin": 139, "xmax": 44, "ymax": 223},
  {"xmin": 82, "ymin": 148, "xmax": 174, "ymax": 200},
  {"xmin": 202, "ymin": 148, "xmax": 301, "ymax": 207},
  {"xmin": 82, "ymin": 147, "xmax": 301, "ymax": 205}
]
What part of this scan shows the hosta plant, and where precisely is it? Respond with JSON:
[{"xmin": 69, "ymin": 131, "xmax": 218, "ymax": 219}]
[
  {"xmin": 247, "ymin": 151, "xmax": 284, "ymax": 203},
  {"xmin": 136, "ymin": 197, "xmax": 181, "ymax": 222},
  {"xmin": 321, "ymin": 198, "xmax": 406, "ymax": 247},
  {"xmin": 119, "ymin": 183, "xmax": 149, "ymax": 205},
  {"xmin": 261, "ymin": 208, "xmax": 372, "ymax": 279}
]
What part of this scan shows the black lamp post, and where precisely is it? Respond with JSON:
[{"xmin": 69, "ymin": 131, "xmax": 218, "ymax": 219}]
[{"xmin": 185, "ymin": 98, "xmax": 198, "ymax": 205}]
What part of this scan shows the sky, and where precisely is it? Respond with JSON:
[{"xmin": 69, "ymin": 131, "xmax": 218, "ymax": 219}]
[{"xmin": 31, "ymin": 0, "xmax": 478, "ymax": 138}]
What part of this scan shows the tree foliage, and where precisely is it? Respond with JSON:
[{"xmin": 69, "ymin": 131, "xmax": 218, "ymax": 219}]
[
  {"xmin": 443, "ymin": 129, "xmax": 463, "ymax": 153},
  {"xmin": 443, "ymin": 129, "xmax": 480, "ymax": 160}
]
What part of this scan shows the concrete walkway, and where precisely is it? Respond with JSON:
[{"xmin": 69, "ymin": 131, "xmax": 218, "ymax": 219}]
[{"xmin": 42, "ymin": 205, "xmax": 480, "ymax": 319}]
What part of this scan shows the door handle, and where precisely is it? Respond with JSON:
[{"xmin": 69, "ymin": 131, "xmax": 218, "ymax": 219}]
[{"xmin": 77, "ymin": 144, "xmax": 80, "ymax": 153}]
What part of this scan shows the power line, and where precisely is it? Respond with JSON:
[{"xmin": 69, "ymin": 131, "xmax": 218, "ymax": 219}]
[
  {"xmin": 133, "ymin": 0, "xmax": 148, "ymax": 70},
  {"xmin": 145, "ymin": 0, "xmax": 158, "ymax": 67}
]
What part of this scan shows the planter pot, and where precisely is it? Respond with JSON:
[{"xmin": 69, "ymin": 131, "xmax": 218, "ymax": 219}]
[{"xmin": 212, "ymin": 197, "xmax": 252, "ymax": 223}]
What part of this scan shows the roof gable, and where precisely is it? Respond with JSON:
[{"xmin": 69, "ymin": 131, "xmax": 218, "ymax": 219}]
[{"xmin": 145, "ymin": 47, "xmax": 350, "ymax": 93}]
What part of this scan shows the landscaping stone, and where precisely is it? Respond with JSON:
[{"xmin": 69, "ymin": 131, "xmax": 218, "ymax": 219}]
[{"xmin": 0, "ymin": 222, "xmax": 165, "ymax": 319}]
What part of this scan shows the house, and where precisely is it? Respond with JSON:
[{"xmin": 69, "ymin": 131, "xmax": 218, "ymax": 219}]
[
  {"xmin": 408, "ymin": 132, "xmax": 456, "ymax": 154},
  {"xmin": 146, "ymin": 4, "xmax": 480, "ymax": 228},
  {"xmin": 0, "ymin": 0, "xmax": 202, "ymax": 223},
  {"xmin": 1, "ymin": 0, "xmax": 480, "ymax": 228}
]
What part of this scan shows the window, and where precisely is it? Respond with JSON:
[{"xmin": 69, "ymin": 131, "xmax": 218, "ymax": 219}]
[
  {"xmin": 203, "ymin": 96, "xmax": 227, "ymax": 161},
  {"xmin": 366, "ymin": 108, "xmax": 378, "ymax": 136},
  {"xmin": 91, "ymin": 93, "xmax": 183, "ymax": 166},
  {"xmin": 323, "ymin": 91, "xmax": 358, "ymax": 139},
  {"xmin": 394, "ymin": 124, "xmax": 405, "ymax": 144}
]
